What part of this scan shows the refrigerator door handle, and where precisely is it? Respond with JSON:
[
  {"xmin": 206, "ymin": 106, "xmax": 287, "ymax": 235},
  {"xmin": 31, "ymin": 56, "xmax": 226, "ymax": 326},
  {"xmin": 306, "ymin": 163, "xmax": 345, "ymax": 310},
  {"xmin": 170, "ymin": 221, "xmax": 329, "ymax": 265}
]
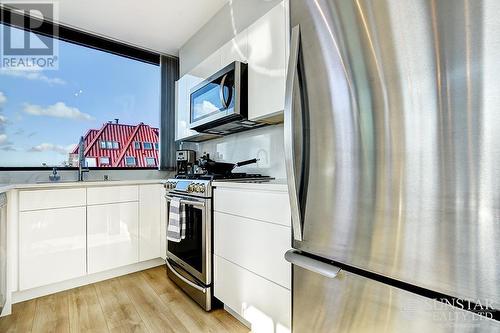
[
  {"xmin": 284, "ymin": 24, "xmax": 304, "ymax": 241},
  {"xmin": 285, "ymin": 250, "xmax": 341, "ymax": 279}
]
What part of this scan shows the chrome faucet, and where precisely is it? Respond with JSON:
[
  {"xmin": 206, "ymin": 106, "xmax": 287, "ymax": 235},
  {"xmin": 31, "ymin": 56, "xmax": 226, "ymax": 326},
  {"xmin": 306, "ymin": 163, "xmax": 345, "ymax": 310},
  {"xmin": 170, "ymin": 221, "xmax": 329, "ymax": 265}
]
[
  {"xmin": 49, "ymin": 167, "xmax": 61, "ymax": 182},
  {"xmin": 78, "ymin": 136, "xmax": 89, "ymax": 181}
]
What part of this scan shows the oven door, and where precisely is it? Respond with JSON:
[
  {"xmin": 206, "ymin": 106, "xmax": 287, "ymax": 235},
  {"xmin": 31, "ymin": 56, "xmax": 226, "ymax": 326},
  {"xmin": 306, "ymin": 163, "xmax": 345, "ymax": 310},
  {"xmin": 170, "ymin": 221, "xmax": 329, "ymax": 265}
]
[{"xmin": 165, "ymin": 194, "xmax": 211, "ymax": 285}]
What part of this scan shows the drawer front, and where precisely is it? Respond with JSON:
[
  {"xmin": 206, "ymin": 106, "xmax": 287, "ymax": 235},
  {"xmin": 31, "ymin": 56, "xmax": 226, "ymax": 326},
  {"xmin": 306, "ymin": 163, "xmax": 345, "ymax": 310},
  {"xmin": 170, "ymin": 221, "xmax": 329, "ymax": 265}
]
[
  {"xmin": 87, "ymin": 185, "xmax": 138, "ymax": 205},
  {"xmin": 214, "ymin": 212, "xmax": 291, "ymax": 288},
  {"xmin": 19, "ymin": 207, "xmax": 86, "ymax": 290},
  {"xmin": 214, "ymin": 188, "xmax": 291, "ymax": 226},
  {"xmin": 19, "ymin": 188, "xmax": 86, "ymax": 211},
  {"xmin": 214, "ymin": 255, "xmax": 291, "ymax": 332}
]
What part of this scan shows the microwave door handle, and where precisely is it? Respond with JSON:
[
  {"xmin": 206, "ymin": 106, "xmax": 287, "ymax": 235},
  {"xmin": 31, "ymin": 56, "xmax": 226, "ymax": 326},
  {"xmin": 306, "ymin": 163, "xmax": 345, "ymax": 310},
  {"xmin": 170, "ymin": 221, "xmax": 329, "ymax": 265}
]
[
  {"xmin": 285, "ymin": 25, "xmax": 304, "ymax": 241},
  {"xmin": 219, "ymin": 74, "xmax": 229, "ymax": 109}
]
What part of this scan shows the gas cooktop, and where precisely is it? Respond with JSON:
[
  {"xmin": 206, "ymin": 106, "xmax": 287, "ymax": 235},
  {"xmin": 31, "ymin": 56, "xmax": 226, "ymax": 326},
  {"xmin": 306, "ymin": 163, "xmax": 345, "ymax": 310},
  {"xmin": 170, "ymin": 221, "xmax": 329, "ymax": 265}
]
[{"xmin": 175, "ymin": 173, "xmax": 273, "ymax": 181}]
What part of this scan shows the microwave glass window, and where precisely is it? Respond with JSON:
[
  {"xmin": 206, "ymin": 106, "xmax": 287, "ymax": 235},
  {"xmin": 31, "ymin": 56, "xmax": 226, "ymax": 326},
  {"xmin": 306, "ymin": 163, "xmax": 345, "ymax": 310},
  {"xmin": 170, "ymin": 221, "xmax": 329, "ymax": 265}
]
[{"xmin": 191, "ymin": 82, "xmax": 224, "ymax": 122}]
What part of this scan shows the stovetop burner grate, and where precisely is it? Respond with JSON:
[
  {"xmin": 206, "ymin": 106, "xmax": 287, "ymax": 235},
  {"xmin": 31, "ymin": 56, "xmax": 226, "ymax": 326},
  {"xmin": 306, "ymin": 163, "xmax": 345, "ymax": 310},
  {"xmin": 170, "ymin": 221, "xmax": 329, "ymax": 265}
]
[{"xmin": 175, "ymin": 173, "xmax": 272, "ymax": 181}]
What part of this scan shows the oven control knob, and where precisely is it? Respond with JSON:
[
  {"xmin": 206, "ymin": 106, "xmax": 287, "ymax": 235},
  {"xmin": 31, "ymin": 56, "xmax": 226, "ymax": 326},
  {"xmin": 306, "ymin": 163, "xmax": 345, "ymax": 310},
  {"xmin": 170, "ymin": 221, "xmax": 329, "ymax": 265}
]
[
  {"xmin": 199, "ymin": 184, "xmax": 205, "ymax": 193},
  {"xmin": 187, "ymin": 184, "xmax": 193, "ymax": 192},
  {"xmin": 194, "ymin": 184, "xmax": 200, "ymax": 192}
]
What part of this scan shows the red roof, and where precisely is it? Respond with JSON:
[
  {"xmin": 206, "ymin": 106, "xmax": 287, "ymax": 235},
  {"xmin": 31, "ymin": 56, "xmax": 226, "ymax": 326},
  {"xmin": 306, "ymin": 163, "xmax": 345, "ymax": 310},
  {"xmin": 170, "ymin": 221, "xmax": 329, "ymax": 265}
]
[{"xmin": 72, "ymin": 122, "xmax": 159, "ymax": 168}]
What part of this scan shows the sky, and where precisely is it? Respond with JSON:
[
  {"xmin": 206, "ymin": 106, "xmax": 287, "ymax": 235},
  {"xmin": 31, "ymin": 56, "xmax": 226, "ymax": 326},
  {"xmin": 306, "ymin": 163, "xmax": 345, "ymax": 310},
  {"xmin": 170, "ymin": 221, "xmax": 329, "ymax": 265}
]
[{"xmin": 0, "ymin": 24, "xmax": 160, "ymax": 167}]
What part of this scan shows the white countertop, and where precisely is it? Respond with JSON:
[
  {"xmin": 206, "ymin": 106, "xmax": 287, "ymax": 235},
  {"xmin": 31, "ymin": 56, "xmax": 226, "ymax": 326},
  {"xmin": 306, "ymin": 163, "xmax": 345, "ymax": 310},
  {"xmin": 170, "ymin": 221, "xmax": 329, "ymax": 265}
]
[
  {"xmin": 0, "ymin": 179, "xmax": 166, "ymax": 194},
  {"xmin": 212, "ymin": 178, "xmax": 288, "ymax": 192}
]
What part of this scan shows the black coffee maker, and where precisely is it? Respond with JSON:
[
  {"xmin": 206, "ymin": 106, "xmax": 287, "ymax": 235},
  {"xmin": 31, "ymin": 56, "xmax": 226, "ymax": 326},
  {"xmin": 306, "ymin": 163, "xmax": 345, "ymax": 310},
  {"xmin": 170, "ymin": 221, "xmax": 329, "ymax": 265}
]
[{"xmin": 176, "ymin": 150, "xmax": 196, "ymax": 176}]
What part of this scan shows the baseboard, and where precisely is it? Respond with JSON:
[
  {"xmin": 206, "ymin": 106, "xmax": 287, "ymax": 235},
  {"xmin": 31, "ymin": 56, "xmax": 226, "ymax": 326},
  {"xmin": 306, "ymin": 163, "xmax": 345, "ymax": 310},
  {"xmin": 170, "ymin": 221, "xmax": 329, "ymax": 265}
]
[
  {"xmin": 11, "ymin": 258, "xmax": 165, "ymax": 304},
  {"xmin": 224, "ymin": 304, "xmax": 252, "ymax": 329}
]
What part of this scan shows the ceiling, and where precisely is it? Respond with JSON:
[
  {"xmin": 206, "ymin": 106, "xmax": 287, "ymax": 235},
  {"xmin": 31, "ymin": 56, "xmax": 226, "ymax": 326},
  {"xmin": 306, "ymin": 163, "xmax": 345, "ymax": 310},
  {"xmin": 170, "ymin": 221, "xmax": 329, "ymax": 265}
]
[{"xmin": 18, "ymin": 0, "xmax": 229, "ymax": 56}]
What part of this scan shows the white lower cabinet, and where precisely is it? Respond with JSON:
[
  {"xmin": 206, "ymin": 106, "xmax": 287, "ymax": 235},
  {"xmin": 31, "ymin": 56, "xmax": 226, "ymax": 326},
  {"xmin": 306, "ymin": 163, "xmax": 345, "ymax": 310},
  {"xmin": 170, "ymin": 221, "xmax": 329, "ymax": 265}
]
[
  {"xmin": 19, "ymin": 206, "xmax": 86, "ymax": 290},
  {"xmin": 215, "ymin": 255, "xmax": 291, "ymax": 333},
  {"xmin": 87, "ymin": 202, "xmax": 139, "ymax": 274},
  {"xmin": 139, "ymin": 184, "xmax": 162, "ymax": 261},
  {"xmin": 214, "ymin": 185, "xmax": 291, "ymax": 332},
  {"xmin": 214, "ymin": 212, "xmax": 291, "ymax": 288}
]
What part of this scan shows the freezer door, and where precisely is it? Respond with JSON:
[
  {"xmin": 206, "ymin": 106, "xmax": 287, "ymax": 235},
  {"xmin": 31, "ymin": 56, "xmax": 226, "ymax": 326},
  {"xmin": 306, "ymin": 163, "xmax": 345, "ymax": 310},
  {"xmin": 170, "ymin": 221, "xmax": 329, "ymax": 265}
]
[
  {"xmin": 293, "ymin": 264, "xmax": 499, "ymax": 333},
  {"xmin": 285, "ymin": 0, "xmax": 500, "ymax": 306}
]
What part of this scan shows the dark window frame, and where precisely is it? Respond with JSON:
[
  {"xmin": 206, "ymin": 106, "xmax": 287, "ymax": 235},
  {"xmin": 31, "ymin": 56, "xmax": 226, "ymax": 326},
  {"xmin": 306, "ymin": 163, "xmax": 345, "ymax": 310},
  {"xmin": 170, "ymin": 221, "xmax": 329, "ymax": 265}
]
[{"xmin": 0, "ymin": 6, "xmax": 179, "ymax": 171}]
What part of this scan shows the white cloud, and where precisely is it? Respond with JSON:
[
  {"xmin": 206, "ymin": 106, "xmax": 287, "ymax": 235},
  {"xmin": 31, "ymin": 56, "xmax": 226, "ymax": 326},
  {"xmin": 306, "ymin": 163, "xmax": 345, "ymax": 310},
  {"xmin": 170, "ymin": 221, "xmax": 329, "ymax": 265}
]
[
  {"xmin": 29, "ymin": 143, "xmax": 76, "ymax": 155},
  {"xmin": 0, "ymin": 115, "xmax": 6, "ymax": 124},
  {"xmin": 0, "ymin": 134, "xmax": 7, "ymax": 145},
  {"xmin": 23, "ymin": 102, "xmax": 94, "ymax": 121},
  {"xmin": 0, "ymin": 68, "xmax": 66, "ymax": 85},
  {"xmin": 0, "ymin": 91, "xmax": 6, "ymax": 107}
]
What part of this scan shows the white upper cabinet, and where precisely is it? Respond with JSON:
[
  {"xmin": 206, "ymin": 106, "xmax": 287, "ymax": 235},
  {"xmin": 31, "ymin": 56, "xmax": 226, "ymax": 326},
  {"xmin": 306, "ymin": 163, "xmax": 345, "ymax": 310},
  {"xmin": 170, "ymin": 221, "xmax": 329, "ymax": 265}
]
[
  {"xmin": 247, "ymin": 2, "xmax": 288, "ymax": 121},
  {"xmin": 175, "ymin": 1, "xmax": 288, "ymax": 141},
  {"xmin": 175, "ymin": 77, "xmax": 198, "ymax": 141},
  {"xmin": 220, "ymin": 29, "xmax": 248, "ymax": 67}
]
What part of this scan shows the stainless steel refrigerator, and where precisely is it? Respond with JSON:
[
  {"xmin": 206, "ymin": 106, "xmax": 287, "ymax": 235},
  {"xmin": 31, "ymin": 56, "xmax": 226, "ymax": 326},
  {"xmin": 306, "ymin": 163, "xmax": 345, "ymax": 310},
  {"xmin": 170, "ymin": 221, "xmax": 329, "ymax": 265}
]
[{"xmin": 283, "ymin": 0, "xmax": 499, "ymax": 331}]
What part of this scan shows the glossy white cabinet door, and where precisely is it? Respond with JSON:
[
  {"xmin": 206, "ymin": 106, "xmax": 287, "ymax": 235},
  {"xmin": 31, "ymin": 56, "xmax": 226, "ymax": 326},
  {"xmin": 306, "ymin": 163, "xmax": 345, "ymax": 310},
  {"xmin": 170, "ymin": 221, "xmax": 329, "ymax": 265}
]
[
  {"xmin": 220, "ymin": 29, "xmax": 248, "ymax": 67},
  {"xmin": 139, "ymin": 184, "xmax": 162, "ymax": 261},
  {"xmin": 190, "ymin": 49, "xmax": 222, "ymax": 80},
  {"xmin": 247, "ymin": 2, "xmax": 287, "ymax": 120},
  {"xmin": 87, "ymin": 202, "xmax": 139, "ymax": 274},
  {"xmin": 175, "ymin": 76, "xmax": 198, "ymax": 140},
  {"xmin": 214, "ymin": 255, "xmax": 291, "ymax": 333},
  {"xmin": 19, "ymin": 207, "xmax": 86, "ymax": 290},
  {"xmin": 214, "ymin": 187, "xmax": 290, "ymax": 226},
  {"xmin": 214, "ymin": 212, "xmax": 291, "ymax": 289}
]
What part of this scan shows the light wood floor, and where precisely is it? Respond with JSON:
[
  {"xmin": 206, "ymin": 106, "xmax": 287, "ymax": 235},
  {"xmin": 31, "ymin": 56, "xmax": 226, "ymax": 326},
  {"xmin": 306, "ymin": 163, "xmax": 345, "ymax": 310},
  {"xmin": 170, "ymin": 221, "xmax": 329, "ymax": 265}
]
[{"xmin": 0, "ymin": 265, "xmax": 250, "ymax": 333}]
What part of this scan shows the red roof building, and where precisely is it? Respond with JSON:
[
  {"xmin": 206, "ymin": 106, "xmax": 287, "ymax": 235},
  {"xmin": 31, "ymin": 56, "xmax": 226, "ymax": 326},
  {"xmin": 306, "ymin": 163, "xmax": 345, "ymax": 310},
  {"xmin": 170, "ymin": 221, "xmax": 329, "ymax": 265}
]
[{"xmin": 71, "ymin": 121, "xmax": 159, "ymax": 168}]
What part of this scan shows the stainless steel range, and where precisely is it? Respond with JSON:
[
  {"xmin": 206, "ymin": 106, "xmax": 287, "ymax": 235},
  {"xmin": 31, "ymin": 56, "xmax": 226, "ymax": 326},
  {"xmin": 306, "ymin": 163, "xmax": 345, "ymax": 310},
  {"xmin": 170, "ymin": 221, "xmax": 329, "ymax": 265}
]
[
  {"xmin": 164, "ymin": 178, "xmax": 213, "ymax": 310},
  {"xmin": 164, "ymin": 173, "xmax": 272, "ymax": 311}
]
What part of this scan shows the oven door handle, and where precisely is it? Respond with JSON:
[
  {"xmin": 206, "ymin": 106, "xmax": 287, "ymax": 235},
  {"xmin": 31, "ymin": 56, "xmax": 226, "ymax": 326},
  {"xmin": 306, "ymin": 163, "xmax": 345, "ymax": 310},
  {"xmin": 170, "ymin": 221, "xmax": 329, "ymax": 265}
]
[
  {"xmin": 165, "ymin": 195, "xmax": 205, "ymax": 208},
  {"xmin": 166, "ymin": 260, "xmax": 207, "ymax": 293}
]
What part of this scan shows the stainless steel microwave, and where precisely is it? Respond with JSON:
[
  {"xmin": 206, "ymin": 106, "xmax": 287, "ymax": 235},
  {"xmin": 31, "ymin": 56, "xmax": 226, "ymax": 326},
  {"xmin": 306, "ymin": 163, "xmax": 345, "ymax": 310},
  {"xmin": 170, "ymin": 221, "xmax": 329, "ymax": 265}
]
[{"xmin": 189, "ymin": 61, "xmax": 253, "ymax": 134}]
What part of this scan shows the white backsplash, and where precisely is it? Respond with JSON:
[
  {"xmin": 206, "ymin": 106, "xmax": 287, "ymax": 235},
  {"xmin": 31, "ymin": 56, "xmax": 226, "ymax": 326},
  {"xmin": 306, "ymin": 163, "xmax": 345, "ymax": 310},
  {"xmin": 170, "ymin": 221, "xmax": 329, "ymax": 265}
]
[{"xmin": 181, "ymin": 124, "xmax": 286, "ymax": 179}]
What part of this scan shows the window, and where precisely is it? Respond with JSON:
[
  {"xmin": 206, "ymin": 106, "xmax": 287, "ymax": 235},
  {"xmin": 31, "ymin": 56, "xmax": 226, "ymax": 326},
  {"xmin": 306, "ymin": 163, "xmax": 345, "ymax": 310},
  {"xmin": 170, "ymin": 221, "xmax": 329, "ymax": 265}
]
[
  {"xmin": 0, "ymin": 20, "xmax": 161, "ymax": 169},
  {"xmin": 143, "ymin": 142, "xmax": 153, "ymax": 150},
  {"xmin": 154, "ymin": 143, "xmax": 159, "ymax": 150},
  {"xmin": 125, "ymin": 156, "xmax": 136, "ymax": 166},
  {"xmin": 134, "ymin": 142, "xmax": 140, "ymax": 149},
  {"xmin": 145, "ymin": 157, "xmax": 156, "ymax": 166},
  {"xmin": 85, "ymin": 157, "xmax": 97, "ymax": 167}
]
